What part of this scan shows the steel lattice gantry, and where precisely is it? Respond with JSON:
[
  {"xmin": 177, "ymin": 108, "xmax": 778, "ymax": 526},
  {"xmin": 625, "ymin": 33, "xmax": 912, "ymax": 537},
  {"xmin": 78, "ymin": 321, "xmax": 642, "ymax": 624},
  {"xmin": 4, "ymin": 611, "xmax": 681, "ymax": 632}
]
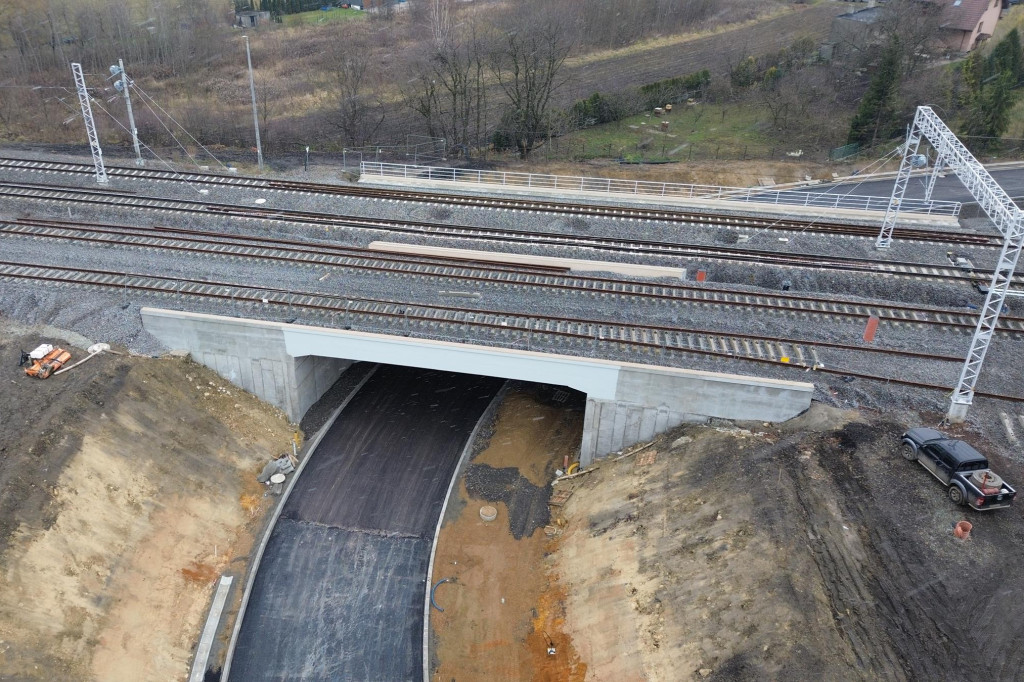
[
  {"xmin": 878, "ymin": 106, "xmax": 1023, "ymax": 421},
  {"xmin": 70, "ymin": 62, "xmax": 107, "ymax": 184}
]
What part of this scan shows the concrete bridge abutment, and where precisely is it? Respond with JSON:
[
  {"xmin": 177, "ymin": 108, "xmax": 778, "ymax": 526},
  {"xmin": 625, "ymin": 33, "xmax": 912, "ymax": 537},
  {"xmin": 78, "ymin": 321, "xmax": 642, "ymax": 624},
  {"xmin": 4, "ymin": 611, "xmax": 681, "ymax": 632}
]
[{"xmin": 141, "ymin": 308, "xmax": 813, "ymax": 463}]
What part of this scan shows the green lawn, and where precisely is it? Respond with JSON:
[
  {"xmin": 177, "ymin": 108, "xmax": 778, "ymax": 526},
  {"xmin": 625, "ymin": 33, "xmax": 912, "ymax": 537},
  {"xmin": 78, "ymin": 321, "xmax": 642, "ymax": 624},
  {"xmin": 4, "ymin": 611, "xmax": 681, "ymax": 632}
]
[
  {"xmin": 282, "ymin": 7, "xmax": 365, "ymax": 26},
  {"xmin": 563, "ymin": 103, "xmax": 775, "ymax": 162}
]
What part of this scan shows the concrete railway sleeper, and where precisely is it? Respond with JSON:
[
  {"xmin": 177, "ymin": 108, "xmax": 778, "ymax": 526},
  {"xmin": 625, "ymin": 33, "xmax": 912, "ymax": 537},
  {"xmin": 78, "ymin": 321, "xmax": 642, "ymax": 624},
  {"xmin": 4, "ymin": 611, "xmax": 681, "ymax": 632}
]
[
  {"xmin": 3, "ymin": 217, "xmax": 1022, "ymax": 337},
  {"xmin": 0, "ymin": 181, "xmax": 1015, "ymax": 288},
  {"xmin": 0, "ymin": 156, "xmax": 992, "ymax": 245},
  {"xmin": 0, "ymin": 260, "xmax": 1013, "ymax": 403}
]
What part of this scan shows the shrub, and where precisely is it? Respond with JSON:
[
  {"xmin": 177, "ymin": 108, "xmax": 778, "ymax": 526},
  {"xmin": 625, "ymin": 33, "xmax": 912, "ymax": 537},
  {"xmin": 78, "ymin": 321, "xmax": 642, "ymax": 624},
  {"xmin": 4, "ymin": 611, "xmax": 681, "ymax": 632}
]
[
  {"xmin": 569, "ymin": 92, "xmax": 628, "ymax": 128},
  {"xmin": 638, "ymin": 70, "xmax": 711, "ymax": 108}
]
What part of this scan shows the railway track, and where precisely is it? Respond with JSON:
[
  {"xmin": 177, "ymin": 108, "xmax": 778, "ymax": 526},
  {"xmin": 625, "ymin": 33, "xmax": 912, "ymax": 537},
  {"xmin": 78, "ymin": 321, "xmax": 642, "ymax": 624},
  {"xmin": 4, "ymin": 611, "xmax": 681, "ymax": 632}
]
[
  {"xmin": 4, "ymin": 259, "xmax": 1021, "ymax": 402},
  {"xmin": 0, "ymin": 180, "xmax": 1014, "ymax": 288},
  {"xmin": 0, "ymin": 155, "xmax": 997, "ymax": 246},
  {"xmin": 5, "ymin": 217, "xmax": 1023, "ymax": 335}
]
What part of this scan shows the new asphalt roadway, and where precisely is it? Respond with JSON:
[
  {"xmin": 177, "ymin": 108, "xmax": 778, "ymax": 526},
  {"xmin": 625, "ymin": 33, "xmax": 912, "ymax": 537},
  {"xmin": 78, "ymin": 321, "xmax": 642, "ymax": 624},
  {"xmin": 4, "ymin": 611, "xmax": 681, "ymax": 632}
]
[{"xmin": 229, "ymin": 365, "xmax": 503, "ymax": 681}]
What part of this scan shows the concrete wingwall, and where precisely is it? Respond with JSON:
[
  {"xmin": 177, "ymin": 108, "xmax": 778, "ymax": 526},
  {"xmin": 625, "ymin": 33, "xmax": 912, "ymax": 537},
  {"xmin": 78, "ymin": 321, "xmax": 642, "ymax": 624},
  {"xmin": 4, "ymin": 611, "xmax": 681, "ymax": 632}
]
[
  {"xmin": 581, "ymin": 365, "xmax": 811, "ymax": 463},
  {"xmin": 141, "ymin": 309, "xmax": 351, "ymax": 422},
  {"xmin": 140, "ymin": 308, "xmax": 813, "ymax": 462}
]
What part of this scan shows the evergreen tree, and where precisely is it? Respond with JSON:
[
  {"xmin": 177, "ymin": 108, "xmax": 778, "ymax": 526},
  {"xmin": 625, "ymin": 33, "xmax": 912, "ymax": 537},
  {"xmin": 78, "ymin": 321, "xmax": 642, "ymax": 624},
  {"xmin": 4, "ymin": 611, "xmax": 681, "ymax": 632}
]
[
  {"xmin": 961, "ymin": 69, "xmax": 1020, "ymax": 147},
  {"xmin": 847, "ymin": 40, "xmax": 903, "ymax": 146},
  {"xmin": 988, "ymin": 28, "xmax": 1023, "ymax": 86}
]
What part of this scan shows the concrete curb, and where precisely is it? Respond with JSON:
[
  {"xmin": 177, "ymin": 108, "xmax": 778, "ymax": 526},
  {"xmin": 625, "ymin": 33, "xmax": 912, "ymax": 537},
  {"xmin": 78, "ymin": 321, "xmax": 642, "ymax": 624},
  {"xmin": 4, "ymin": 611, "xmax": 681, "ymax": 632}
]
[
  {"xmin": 422, "ymin": 381, "xmax": 510, "ymax": 682},
  {"xmin": 188, "ymin": 575, "xmax": 234, "ymax": 682},
  {"xmin": 220, "ymin": 364, "xmax": 379, "ymax": 681}
]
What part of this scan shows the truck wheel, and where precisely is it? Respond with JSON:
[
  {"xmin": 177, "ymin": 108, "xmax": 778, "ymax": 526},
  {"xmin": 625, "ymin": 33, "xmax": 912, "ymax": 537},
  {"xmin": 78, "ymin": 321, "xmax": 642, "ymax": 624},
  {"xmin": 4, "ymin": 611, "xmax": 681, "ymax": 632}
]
[
  {"xmin": 901, "ymin": 443, "xmax": 918, "ymax": 461},
  {"xmin": 948, "ymin": 485, "xmax": 965, "ymax": 506}
]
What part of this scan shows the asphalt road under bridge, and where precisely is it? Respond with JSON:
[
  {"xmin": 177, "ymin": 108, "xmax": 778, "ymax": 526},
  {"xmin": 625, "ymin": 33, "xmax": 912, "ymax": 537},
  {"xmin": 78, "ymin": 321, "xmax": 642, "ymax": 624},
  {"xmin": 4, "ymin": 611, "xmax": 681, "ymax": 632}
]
[{"xmin": 229, "ymin": 365, "xmax": 503, "ymax": 681}]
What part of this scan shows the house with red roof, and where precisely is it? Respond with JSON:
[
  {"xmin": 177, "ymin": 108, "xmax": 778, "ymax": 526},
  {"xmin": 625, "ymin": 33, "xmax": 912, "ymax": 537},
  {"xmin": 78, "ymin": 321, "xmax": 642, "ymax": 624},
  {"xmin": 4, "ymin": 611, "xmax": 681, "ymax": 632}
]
[
  {"xmin": 829, "ymin": 0, "xmax": 1005, "ymax": 59},
  {"xmin": 937, "ymin": 0, "xmax": 1003, "ymax": 52}
]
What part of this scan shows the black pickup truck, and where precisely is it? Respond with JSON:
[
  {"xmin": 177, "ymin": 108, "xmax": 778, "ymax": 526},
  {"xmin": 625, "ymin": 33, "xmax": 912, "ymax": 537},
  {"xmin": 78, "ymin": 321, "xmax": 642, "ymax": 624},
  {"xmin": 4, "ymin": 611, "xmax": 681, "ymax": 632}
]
[{"xmin": 901, "ymin": 428, "xmax": 1016, "ymax": 510}]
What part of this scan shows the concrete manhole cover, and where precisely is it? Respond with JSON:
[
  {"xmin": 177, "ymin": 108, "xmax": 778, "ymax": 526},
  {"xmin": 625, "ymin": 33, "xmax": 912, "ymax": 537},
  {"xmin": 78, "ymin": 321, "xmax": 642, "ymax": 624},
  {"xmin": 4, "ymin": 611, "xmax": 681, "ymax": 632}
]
[{"xmin": 479, "ymin": 505, "xmax": 498, "ymax": 522}]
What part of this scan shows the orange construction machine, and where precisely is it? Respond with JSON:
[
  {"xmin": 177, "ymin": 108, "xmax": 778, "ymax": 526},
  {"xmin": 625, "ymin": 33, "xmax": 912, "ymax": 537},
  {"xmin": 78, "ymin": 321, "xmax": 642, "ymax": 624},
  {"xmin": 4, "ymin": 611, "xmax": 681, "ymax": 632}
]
[{"xmin": 20, "ymin": 344, "xmax": 72, "ymax": 379}]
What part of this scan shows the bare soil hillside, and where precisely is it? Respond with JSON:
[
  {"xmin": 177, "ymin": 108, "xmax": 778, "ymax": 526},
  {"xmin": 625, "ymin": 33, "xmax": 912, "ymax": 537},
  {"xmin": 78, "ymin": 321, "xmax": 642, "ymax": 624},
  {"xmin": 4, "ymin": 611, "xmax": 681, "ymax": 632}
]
[
  {"xmin": 548, "ymin": 406, "xmax": 1024, "ymax": 681},
  {"xmin": 0, "ymin": 319, "xmax": 294, "ymax": 680}
]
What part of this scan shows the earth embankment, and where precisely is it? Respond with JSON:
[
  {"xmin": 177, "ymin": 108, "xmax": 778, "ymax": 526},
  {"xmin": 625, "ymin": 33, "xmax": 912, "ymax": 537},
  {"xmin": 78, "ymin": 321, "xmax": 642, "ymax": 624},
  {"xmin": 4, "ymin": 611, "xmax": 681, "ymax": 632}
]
[{"xmin": 0, "ymin": 320, "xmax": 295, "ymax": 680}]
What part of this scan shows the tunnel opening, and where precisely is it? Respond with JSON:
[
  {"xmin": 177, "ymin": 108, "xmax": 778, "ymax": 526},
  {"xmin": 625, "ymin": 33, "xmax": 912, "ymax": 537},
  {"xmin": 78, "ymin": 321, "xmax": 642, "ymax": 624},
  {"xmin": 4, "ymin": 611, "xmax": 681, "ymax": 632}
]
[
  {"xmin": 299, "ymin": 361, "xmax": 588, "ymax": 484},
  {"xmin": 227, "ymin": 360, "xmax": 586, "ymax": 682}
]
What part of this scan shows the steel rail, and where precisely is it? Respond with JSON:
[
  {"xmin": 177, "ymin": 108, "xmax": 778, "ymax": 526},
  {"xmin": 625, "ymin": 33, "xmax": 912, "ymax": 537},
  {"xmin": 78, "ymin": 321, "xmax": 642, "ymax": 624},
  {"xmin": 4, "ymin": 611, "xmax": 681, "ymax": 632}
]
[
  {"xmin": 4, "ymin": 259, "xmax": 1023, "ymax": 401},
  {"xmin": 0, "ymin": 155, "xmax": 999, "ymax": 246},
  {"xmin": 6, "ymin": 217, "xmax": 1023, "ymax": 336},
  {"xmin": 0, "ymin": 180, "xmax": 1015, "ymax": 289},
  {"xmin": 0, "ymin": 259, "xmax": 1002, "ymax": 397}
]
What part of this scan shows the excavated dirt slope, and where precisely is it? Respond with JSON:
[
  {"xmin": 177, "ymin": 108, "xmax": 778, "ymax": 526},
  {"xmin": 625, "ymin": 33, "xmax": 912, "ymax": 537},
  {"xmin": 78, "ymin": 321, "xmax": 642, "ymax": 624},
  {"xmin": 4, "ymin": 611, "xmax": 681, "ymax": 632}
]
[
  {"xmin": 0, "ymin": 320, "xmax": 294, "ymax": 680},
  {"xmin": 548, "ymin": 405, "xmax": 1024, "ymax": 681}
]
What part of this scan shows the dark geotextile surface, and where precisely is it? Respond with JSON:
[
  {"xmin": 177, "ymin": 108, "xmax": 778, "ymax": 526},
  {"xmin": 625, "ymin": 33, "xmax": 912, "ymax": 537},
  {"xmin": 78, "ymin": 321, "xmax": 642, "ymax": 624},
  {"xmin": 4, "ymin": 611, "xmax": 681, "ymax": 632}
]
[
  {"xmin": 464, "ymin": 464, "xmax": 552, "ymax": 540},
  {"xmin": 229, "ymin": 365, "xmax": 502, "ymax": 682},
  {"xmin": 230, "ymin": 520, "xmax": 427, "ymax": 681},
  {"xmin": 298, "ymin": 361, "xmax": 376, "ymax": 437}
]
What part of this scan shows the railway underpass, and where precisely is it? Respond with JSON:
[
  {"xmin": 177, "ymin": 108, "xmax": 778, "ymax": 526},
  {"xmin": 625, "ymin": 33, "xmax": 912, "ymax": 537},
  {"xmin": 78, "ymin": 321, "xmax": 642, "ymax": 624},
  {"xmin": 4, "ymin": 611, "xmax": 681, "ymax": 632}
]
[
  {"xmin": 140, "ymin": 307, "xmax": 813, "ymax": 465},
  {"xmin": 141, "ymin": 307, "xmax": 810, "ymax": 679},
  {"xmin": 4, "ymin": 144, "xmax": 1024, "ymax": 680},
  {"xmin": 226, "ymin": 364, "xmax": 504, "ymax": 681}
]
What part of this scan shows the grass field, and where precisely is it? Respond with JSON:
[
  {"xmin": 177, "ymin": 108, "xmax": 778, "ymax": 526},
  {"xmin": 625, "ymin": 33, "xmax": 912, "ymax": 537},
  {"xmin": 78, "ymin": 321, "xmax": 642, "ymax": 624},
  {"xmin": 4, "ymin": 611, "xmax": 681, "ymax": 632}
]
[
  {"xmin": 563, "ymin": 103, "xmax": 774, "ymax": 162},
  {"xmin": 283, "ymin": 7, "xmax": 364, "ymax": 26}
]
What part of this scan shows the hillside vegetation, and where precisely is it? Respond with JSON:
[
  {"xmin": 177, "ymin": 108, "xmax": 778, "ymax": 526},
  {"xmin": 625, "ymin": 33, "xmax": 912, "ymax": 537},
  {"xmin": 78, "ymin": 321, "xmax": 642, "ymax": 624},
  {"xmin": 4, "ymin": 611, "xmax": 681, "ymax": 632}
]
[{"xmin": 1, "ymin": 0, "xmax": 1022, "ymax": 167}]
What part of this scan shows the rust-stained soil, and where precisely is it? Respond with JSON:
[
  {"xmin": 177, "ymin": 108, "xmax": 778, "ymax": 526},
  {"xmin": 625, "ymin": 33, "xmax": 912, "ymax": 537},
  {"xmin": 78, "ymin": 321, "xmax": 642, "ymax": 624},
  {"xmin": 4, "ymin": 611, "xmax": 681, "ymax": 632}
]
[
  {"xmin": 0, "ymin": 320, "xmax": 294, "ymax": 680},
  {"xmin": 429, "ymin": 385, "xmax": 586, "ymax": 681}
]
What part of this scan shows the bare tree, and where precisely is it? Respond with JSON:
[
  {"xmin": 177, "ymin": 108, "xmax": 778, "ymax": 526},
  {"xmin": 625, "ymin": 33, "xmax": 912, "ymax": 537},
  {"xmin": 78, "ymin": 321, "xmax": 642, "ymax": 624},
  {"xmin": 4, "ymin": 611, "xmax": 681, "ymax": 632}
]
[
  {"xmin": 428, "ymin": 0, "xmax": 454, "ymax": 51},
  {"xmin": 489, "ymin": 18, "xmax": 573, "ymax": 158},
  {"xmin": 408, "ymin": 21, "xmax": 488, "ymax": 156},
  {"xmin": 873, "ymin": 0, "xmax": 944, "ymax": 77},
  {"xmin": 834, "ymin": 0, "xmax": 944, "ymax": 76},
  {"xmin": 331, "ymin": 49, "xmax": 385, "ymax": 147}
]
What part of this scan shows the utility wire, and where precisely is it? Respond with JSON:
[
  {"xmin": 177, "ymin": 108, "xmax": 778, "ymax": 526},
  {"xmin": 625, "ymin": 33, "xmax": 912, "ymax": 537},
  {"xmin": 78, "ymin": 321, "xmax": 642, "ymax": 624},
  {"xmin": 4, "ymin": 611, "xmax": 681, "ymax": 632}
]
[
  {"xmin": 738, "ymin": 146, "xmax": 909, "ymax": 248},
  {"xmin": 87, "ymin": 95, "xmax": 209, "ymax": 195},
  {"xmin": 8, "ymin": 75, "xmax": 226, "ymax": 190},
  {"xmin": 128, "ymin": 81, "xmax": 231, "ymax": 171},
  {"xmin": 131, "ymin": 91, "xmax": 208, "ymax": 172}
]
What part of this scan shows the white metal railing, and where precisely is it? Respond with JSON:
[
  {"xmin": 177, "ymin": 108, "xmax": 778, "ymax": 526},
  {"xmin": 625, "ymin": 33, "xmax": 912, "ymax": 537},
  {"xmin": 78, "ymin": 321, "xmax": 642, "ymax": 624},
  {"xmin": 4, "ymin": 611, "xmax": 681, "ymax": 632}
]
[{"xmin": 360, "ymin": 162, "xmax": 962, "ymax": 217}]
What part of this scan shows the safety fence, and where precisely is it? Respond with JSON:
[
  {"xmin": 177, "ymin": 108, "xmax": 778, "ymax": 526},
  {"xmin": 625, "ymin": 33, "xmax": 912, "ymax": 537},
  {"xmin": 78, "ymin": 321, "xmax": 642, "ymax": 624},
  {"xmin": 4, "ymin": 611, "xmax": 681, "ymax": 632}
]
[{"xmin": 360, "ymin": 162, "xmax": 962, "ymax": 217}]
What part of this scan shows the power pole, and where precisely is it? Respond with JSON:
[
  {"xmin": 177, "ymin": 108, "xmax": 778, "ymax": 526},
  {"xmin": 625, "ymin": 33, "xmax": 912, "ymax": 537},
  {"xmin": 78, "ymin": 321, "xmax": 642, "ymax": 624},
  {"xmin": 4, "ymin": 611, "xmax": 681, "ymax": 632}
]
[
  {"xmin": 876, "ymin": 106, "xmax": 1024, "ymax": 422},
  {"xmin": 111, "ymin": 59, "xmax": 144, "ymax": 166},
  {"xmin": 876, "ymin": 126, "xmax": 921, "ymax": 248},
  {"xmin": 243, "ymin": 35, "xmax": 264, "ymax": 172},
  {"xmin": 71, "ymin": 62, "xmax": 107, "ymax": 184}
]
